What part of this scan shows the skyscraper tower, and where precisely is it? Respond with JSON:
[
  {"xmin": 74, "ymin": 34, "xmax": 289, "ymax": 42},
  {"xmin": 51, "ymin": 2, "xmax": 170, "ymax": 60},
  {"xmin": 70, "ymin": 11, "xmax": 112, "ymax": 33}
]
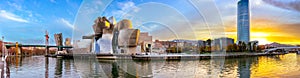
[{"xmin": 237, "ymin": 0, "xmax": 250, "ymax": 42}]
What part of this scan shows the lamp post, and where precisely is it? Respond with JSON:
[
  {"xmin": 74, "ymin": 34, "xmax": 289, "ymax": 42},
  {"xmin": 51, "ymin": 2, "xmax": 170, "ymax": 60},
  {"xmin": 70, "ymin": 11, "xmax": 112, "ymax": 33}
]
[
  {"xmin": 1, "ymin": 36, "xmax": 7, "ymax": 78},
  {"xmin": 2, "ymin": 36, "xmax": 4, "ymax": 60}
]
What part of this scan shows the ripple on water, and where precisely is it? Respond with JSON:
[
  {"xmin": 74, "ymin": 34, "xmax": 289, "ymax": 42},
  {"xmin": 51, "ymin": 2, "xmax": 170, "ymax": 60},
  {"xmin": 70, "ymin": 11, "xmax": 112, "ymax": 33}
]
[{"xmin": 6, "ymin": 53, "xmax": 300, "ymax": 78}]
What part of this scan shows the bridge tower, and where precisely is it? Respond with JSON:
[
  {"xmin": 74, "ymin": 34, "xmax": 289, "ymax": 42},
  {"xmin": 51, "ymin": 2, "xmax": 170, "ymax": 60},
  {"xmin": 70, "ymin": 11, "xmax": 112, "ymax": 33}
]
[{"xmin": 45, "ymin": 30, "xmax": 49, "ymax": 55}]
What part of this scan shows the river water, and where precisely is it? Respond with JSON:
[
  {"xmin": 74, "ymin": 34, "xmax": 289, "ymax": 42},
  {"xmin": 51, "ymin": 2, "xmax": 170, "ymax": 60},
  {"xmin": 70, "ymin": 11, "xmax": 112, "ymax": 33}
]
[{"xmin": 5, "ymin": 53, "xmax": 300, "ymax": 78}]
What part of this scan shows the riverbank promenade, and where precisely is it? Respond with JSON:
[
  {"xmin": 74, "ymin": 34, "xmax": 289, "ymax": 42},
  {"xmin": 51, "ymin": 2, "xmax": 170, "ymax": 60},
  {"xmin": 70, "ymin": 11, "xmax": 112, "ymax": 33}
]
[{"xmin": 49, "ymin": 52, "xmax": 286, "ymax": 60}]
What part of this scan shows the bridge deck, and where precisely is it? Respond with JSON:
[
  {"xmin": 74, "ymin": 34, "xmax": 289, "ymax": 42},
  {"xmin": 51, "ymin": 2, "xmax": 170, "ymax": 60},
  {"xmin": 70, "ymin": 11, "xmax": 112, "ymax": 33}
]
[{"xmin": 5, "ymin": 44, "xmax": 72, "ymax": 48}]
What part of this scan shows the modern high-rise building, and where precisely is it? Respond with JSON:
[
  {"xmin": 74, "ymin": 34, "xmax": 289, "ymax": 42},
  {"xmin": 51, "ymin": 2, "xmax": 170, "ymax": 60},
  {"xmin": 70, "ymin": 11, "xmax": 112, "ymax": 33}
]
[{"xmin": 237, "ymin": 0, "xmax": 250, "ymax": 42}]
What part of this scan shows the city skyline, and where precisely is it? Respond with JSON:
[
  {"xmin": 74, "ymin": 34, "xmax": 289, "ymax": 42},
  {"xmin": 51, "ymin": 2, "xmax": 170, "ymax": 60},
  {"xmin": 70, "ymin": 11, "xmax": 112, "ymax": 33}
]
[{"xmin": 0, "ymin": 0, "xmax": 300, "ymax": 45}]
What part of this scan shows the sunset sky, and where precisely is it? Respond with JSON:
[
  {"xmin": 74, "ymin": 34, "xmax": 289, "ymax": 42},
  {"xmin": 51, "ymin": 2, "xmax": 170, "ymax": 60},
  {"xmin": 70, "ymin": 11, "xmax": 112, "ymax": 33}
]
[{"xmin": 0, "ymin": 0, "xmax": 299, "ymax": 45}]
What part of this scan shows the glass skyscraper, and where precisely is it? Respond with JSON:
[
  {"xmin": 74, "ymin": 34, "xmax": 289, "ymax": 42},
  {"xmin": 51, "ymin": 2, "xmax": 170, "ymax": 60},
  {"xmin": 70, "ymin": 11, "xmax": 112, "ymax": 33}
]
[{"xmin": 237, "ymin": 0, "xmax": 250, "ymax": 42}]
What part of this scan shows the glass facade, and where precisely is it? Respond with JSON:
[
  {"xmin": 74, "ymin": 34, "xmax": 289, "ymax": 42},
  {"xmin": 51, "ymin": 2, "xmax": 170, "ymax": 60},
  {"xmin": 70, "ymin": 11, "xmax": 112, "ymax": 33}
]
[{"xmin": 237, "ymin": 0, "xmax": 250, "ymax": 42}]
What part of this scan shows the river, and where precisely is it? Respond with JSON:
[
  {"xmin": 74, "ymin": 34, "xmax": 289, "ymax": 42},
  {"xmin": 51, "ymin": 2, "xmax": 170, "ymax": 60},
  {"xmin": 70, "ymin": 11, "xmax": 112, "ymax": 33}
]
[{"xmin": 5, "ymin": 53, "xmax": 300, "ymax": 78}]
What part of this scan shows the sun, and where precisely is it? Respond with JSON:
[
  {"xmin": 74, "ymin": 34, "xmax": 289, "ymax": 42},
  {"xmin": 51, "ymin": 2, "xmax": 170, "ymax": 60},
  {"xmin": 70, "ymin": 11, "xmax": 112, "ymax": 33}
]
[
  {"xmin": 251, "ymin": 32, "xmax": 271, "ymax": 45},
  {"xmin": 251, "ymin": 38, "xmax": 270, "ymax": 45}
]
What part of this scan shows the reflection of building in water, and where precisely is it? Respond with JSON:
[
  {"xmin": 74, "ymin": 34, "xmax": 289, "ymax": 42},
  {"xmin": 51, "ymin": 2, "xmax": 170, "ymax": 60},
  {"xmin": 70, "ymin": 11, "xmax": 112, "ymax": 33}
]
[
  {"xmin": 55, "ymin": 58, "xmax": 63, "ymax": 77},
  {"xmin": 45, "ymin": 57, "xmax": 49, "ymax": 78},
  {"xmin": 115, "ymin": 60, "xmax": 153, "ymax": 78},
  {"xmin": 64, "ymin": 59, "xmax": 72, "ymax": 75},
  {"xmin": 238, "ymin": 57, "xmax": 257, "ymax": 78},
  {"xmin": 73, "ymin": 58, "xmax": 109, "ymax": 78},
  {"xmin": 0, "ymin": 59, "xmax": 10, "ymax": 78}
]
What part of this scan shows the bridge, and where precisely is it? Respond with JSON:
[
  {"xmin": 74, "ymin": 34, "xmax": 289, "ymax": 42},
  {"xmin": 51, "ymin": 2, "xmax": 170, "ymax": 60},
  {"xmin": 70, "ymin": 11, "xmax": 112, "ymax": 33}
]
[
  {"xmin": 264, "ymin": 47, "xmax": 300, "ymax": 54},
  {"xmin": 4, "ymin": 44, "xmax": 72, "ymax": 56},
  {"xmin": 5, "ymin": 44, "xmax": 72, "ymax": 48}
]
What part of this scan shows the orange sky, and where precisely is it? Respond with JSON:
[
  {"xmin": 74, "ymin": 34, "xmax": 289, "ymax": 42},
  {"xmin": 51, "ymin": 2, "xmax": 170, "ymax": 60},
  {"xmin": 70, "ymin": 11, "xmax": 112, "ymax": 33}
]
[{"xmin": 225, "ymin": 18, "xmax": 300, "ymax": 45}]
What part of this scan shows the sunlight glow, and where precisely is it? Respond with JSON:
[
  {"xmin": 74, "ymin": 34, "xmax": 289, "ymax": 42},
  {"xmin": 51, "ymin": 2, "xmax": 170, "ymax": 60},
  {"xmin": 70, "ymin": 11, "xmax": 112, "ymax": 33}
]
[
  {"xmin": 254, "ymin": 0, "xmax": 262, "ymax": 5},
  {"xmin": 252, "ymin": 32, "xmax": 270, "ymax": 37},
  {"xmin": 251, "ymin": 32, "xmax": 271, "ymax": 45},
  {"xmin": 251, "ymin": 38, "xmax": 271, "ymax": 45}
]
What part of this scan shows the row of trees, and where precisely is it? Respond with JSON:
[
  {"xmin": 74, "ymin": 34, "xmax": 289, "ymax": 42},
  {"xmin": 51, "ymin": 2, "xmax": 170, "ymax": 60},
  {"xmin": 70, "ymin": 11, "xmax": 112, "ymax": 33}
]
[
  {"xmin": 226, "ymin": 41, "xmax": 261, "ymax": 52},
  {"xmin": 199, "ymin": 39, "xmax": 212, "ymax": 53},
  {"xmin": 199, "ymin": 39, "xmax": 261, "ymax": 53}
]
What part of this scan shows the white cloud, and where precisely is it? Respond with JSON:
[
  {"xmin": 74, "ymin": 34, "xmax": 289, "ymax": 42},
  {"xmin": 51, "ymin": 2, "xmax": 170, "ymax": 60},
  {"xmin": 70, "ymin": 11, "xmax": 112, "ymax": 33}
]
[
  {"xmin": 59, "ymin": 18, "xmax": 74, "ymax": 29},
  {"xmin": 112, "ymin": 1, "xmax": 140, "ymax": 18},
  {"xmin": 119, "ymin": 1, "xmax": 140, "ymax": 12},
  {"xmin": 94, "ymin": 0, "xmax": 103, "ymax": 5},
  {"xmin": 50, "ymin": 0, "xmax": 56, "ymax": 3},
  {"xmin": 78, "ymin": 0, "xmax": 105, "ymax": 16},
  {"xmin": 0, "ymin": 10, "xmax": 29, "ymax": 23},
  {"xmin": 7, "ymin": 1, "xmax": 22, "ymax": 10},
  {"xmin": 7, "ymin": 1, "xmax": 36, "ymax": 21}
]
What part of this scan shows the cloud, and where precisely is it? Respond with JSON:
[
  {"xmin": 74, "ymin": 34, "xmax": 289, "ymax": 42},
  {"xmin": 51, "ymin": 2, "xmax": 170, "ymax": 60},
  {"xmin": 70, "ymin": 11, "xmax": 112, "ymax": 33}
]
[
  {"xmin": 94, "ymin": 0, "xmax": 103, "ymax": 5},
  {"xmin": 0, "ymin": 10, "xmax": 29, "ymax": 23},
  {"xmin": 112, "ymin": 1, "xmax": 140, "ymax": 18},
  {"xmin": 262, "ymin": 0, "xmax": 300, "ymax": 12},
  {"xmin": 58, "ymin": 18, "xmax": 74, "ymax": 29},
  {"xmin": 224, "ymin": 17, "xmax": 300, "ymax": 44},
  {"xmin": 7, "ymin": 1, "xmax": 22, "ymax": 10},
  {"xmin": 119, "ymin": 1, "xmax": 140, "ymax": 12},
  {"xmin": 7, "ymin": 1, "xmax": 36, "ymax": 20},
  {"xmin": 78, "ymin": 0, "xmax": 105, "ymax": 15},
  {"xmin": 50, "ymin": 0, "xmax": 56, "ymax": 3}
]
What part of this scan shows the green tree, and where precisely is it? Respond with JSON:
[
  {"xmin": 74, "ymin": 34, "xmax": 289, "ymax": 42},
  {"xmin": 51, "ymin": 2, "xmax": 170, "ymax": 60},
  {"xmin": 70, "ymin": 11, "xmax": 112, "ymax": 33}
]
[{"xmin": 206, "ymin": 39, "xmax": 212, "ymax": 52}]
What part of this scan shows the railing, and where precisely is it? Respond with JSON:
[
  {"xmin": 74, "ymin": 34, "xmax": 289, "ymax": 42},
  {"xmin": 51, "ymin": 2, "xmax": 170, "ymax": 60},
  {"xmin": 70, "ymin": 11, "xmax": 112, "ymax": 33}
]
[
  {"xmin": 264, "ymin": 47, "xmax": 300, "ymax": 54},
  {"xmin": 5, "ymin": 44, "xmax": 72, "ymax": 48}
]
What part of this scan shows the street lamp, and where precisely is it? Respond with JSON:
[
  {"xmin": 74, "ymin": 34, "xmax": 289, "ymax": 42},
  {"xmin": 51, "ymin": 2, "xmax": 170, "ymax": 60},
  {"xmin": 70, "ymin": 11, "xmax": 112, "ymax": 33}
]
[{"xmin": 2, "ymin": 36, "xmax": 4, "ymax": 61}]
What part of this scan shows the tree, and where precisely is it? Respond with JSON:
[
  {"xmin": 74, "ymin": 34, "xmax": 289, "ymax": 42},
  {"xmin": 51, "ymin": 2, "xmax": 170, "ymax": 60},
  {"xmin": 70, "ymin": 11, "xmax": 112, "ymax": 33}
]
[
  {"xmin": 199, "ymin": 41, "xmax": 206, "ymax": 53},
  {"xmin": 252, "ymin": 41, "xmax": 258, "ymax": 52},
  {"xmin": 242, "ymin": 42, "xmax": 247, "ymax": 52},
  {"xmin": 226, "ymin": 44, "xmax": 234, "ymax": 52},
  {"xmin": 206, "ymin": 39, "xmax": 212, "ymax": 52},
  {"xmin": 238, "ymin": 41, "xmax": 242, "ymax": 52},
  {"xmin": 233, "ymin": 43, "xmax": 238, "ymax": 52},
  {"xmin": 247, "ymin": 42, "xmax": 252, "ymax": 52}
]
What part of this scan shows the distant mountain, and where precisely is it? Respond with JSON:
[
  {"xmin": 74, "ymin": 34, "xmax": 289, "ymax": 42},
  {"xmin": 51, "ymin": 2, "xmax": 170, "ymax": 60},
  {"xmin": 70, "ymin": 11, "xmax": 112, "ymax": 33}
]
[{"xmin": 265, "ymin": 42, "xmax": 296, "ymax": 47}]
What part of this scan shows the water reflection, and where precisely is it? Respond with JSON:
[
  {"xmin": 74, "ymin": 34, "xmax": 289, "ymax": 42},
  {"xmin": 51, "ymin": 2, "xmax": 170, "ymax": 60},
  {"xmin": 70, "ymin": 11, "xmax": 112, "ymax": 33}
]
[
  {"xmin": 45, "ymin": 57, "xmax": 48, "ymax": 78},
  {"xmin": 55, "ymin": 58, "xmax": 62, "ymax": 78},
  {"xmin": 3, "ymin": 53, "xmax": 300, "ymax": 78},
  {"xmin": 237, "ymin": 57, "xmax": 257, "ymax": 78}
]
